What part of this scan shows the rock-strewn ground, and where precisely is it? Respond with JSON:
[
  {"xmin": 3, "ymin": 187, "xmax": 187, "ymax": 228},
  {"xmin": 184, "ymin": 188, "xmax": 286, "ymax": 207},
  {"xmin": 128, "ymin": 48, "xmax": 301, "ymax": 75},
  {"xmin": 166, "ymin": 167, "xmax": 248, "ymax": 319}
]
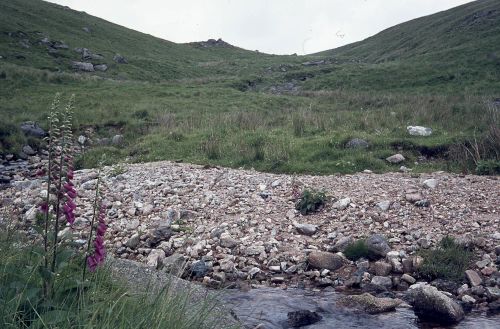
[{"xmin": 3, "ymin": 161, "xmax": 498, "ymax": 285}]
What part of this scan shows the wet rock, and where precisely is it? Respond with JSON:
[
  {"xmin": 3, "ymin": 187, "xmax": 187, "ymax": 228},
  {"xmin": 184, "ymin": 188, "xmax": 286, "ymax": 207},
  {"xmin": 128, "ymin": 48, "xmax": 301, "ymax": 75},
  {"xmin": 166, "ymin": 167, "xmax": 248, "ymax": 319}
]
[
  {"xmin": 287, "ymin": 310, "xmax": 322, "ymax": 327},
  {"xmin": 338, "ymin": 293, "xmax": 402, "ymax": 314},
  {"xmin": 409, "ymin": 284, "xmax": 464, "ymax": 325},
  {"xmin": 487, "ymin": 300, "xmax": 500, "ymax": 316},
  {"xmin": 345, "ymin": 138, "xmax": 369, "ymax": 149},
  {"xmin": 20, "ymin": 121, "xmax": 46, "ymax": 138},
  {"xmin": 294, "ymin": 223, "xmax": 317, "ymax": 236},
  {"xmin": 465, "ymin": 270, "xmax": 483, "ymax": 287},
  {"xmin": 407, "ymin": 126, "xmax": 432, "ymax": 136},
  {"xmin": 366, "ymin": 234, "xmax": 390, "ymax": 258},
  {"xmin": 308, "ymin": 251, "xmax": 344, "ymax": 271},
  {"xmin": 386, "ymin": 154, "xmax": 405, "ymax": 164}
]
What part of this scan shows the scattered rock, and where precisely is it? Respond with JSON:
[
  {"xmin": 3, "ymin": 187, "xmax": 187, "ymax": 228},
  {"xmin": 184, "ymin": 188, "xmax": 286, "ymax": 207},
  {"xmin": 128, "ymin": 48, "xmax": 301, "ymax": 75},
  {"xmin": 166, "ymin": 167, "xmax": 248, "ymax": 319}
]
[
  {"xmin": 371, "ymin": 276, "xmax": 393, "ymax": 289},
  {"xmin": 20, "ymin": 121, "xmax": 46, "ymax": 138},
  {"xmin": 22, "ymin": 145, "xmax": 36, "ymax": 156},
  {"xmin": 386, "ymin": 154, "xmax": 405, "ymax": 164},
  {"xmin": 308, "ymin": 251, "xmax": 344, "ymax": 271},
  {"xmin": 294, "ymin": 223, "xmax": 317, "ymax": 236},
  {"xmin": 125, "ymin": 233, "xmax": 140, "ymax": 249},
  {"xmin": 423, "ymin": 179, "xmax": 438, "ymax": 189},
  {"xmin": 71, "ymin": 61, "xmax": 94, "ymax": 72},
  {"xmin": 94, "ymin": 64, "xmax": 108, "ymax": 72},
  {"xmin": 287, "ymin": 310, "xmax": 322, "ymax": 327},
  {"xmin": 405, "ymin": 193, "xmax": 423, "ymax": 203},
  {"xmin": 338, "ymin": 293, "xmax": 402, "ymax": 314},
  {"xmin": 333, "ymin": 197, "xmax": 351, "ymax": 210},
  {"xmin": 345, "ymin": 138, "xmax": 369, "ymax": 149},
  {"xmin": 409, "ymin": 284, "xmax": 464, "ymax": 325},
  {"xmin": 372, "ymin": 261, "xmax": 393, "ymax": 276},
  {"xmin": 113, "ymin": 54, "xmax": 128, "ymax": 64},
  {"xmin": 220, "ymin": 232, "xmax": 238, "ymax": 248},
  {"xmin": 465, "ymin": 270, "xmax": 483, "ymax": 287},
  {"xmin": 407, "ymin": 126, "xmax": 433, "ymax": 136},
  {"xmin": 112, "ymin": 135, "xmax": 124, "ymax": 145},
  {"xmin": 146, "ymin": 249, "xmax": 166, "ymax": 269},
  {"xmin": 376, "ymin": 201, "xmax": 391, "ymax": 212}
]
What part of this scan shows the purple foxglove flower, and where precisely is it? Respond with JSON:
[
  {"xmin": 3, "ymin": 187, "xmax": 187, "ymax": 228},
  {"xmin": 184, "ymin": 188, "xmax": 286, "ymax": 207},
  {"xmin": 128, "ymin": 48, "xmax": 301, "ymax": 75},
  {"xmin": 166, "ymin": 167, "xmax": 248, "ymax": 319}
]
[
  {"xmin": 39, "ymin": 202, "xmax": 49, "ymax": 214},
  {"xmin": 87, "ymin": 256, "xmax": 98, "ymax": 272}
]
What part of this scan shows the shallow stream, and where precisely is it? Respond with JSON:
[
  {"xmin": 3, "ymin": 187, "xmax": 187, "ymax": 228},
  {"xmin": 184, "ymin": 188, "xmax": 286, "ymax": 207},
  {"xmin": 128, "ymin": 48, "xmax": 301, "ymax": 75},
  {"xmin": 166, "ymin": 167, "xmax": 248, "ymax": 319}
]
[{"xmin": 222, "ymin": 287, "xmax": 500, "ymax": 329}]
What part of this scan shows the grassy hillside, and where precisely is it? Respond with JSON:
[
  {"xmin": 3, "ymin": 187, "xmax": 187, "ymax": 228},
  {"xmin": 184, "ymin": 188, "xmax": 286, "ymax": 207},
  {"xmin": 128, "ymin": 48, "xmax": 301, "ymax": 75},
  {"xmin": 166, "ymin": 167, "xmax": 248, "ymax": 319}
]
[{"xmin": 0, "ymin": 0, "xmax": 499, "ymax": 175}]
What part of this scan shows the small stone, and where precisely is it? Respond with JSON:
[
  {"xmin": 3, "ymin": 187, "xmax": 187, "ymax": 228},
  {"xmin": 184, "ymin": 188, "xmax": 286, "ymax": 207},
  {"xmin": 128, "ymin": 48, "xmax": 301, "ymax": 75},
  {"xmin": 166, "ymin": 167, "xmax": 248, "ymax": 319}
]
[
  {"xmin": 337, "ymin": 293, "xmax": 402, "ymax": 314},
  {"xmin": 401, "ymin": 274, "xmax": 416, "ymax": 284},
  {"xmin": 333, "ymin": 197, "xmax": 351, "ymax": 210},
  {"xmin": 461, "ymin": 295, "xmax": 476, "ymax": 304},
  {"xmin": 294, "ymin": 223, "xmax": 317, "ymax": 236},
  {"xmin": 415, "ymin": 199, "xmax": 430, "ymax": 207},
  {"xmin": 125, "ymin": 233, "xmax": 140, "ymax": 249},
  {"xmin": 112, "ymin": 134, "xmax": 124, "ymax": 145},
  {"xmin": 371, "ymin": 276, "xmax": 393, "ymax": 289},
  {"xmin": 465, "ymin": 270, "xmax": 482, "ymax": 287},
  {"xmin": 146, "ymin": 249, "xmax": 166, "ymax": 269},
  {"xmin": 190, "ymin": 261, "xmax": 208, "ymax": 278},
  {"xmin": 271, "ymin": 276, "xmax": 285, "ymax": 284},
  {"xmin": 372, "ymin": 261, "xmax": 392, "ymax": 276},
  {"xmin": 220, "ymin": 232, "xmax": 238, "ymax": 248},
  {"xmin": 386, "ymin": 154, "xmax": 405, "ymax": 164},
  {"xmin": 457, "ymin": 284, "xmax": 469, "ymax": 295},
  {"xmin": 308, "ymin": 251, "xmax": 344, "ymax": 271},
  {"xmin": 475, "ymin": 259, "xmax": 490, "ymax": 269},
  {"xmin": 407, "ymin": 126, "xmax": 432, "ymax": 136},
  {"xmin": 405, "ymin": 193, "xmax": 423, "ymax": 203},
  {"xmin": 376, "ymin": 200, "xmax": 391, "ymax": 211},
  {"xmin": 423, "ymin": 179, "xmax": 438, "ymax": 189},
  {"xmin": 248, "ymin": 267, "xmax": 261, "ymax": 278}
]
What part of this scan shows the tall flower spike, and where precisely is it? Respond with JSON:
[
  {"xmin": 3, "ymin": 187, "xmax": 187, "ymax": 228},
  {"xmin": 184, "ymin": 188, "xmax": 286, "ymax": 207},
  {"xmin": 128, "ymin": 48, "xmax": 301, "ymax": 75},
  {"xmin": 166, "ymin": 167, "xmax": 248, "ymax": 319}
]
[{"xmin": 87, "ymin": 204, "xmax": 107, "ymax": 272}]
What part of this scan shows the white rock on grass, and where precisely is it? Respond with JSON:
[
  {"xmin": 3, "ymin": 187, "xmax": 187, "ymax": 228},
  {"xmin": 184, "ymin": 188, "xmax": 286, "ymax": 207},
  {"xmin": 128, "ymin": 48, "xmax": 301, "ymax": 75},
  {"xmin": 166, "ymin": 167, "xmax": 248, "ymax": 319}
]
[{"xmin": 407, "ymin": 126, "xmax": 433, "ymax": 136}]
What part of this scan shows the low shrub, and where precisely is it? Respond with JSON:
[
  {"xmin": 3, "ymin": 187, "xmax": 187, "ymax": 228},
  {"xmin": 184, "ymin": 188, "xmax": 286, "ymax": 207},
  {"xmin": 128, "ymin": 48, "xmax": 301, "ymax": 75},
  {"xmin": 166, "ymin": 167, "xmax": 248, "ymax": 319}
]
[
  {"xmin": 295, "ymin": 189, "xmax": 326, "ymax": 215},
  {"xmin": 417, "ymin": 236, "xmax": 473, "ymax": 282},
  {"xmin": 475, "ymin": 159, "xmax": 500, "ymax": 175}
]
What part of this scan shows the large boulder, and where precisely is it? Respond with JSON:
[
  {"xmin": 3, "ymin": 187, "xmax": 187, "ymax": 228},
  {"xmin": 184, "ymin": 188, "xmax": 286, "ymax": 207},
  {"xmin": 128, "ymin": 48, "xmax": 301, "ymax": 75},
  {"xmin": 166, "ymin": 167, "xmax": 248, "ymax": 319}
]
[
  {"xmin": 94, "ymin": 64, "xmax": 108, "ymax": 72},
  {"xmin": 366, "ymin": 234, "xmax": 391, "ymax": 258},
  {"xmin": 409, "ymin": 284, "xmax": 465, "ymax": 325},
  {"xmin": 407, "ymin": 126, "xmax": 432, "ymax": 136},
  {"xmin": 308, "ymin": 251, "xmax": 344, "ymax": 271},
  {"xmin": 20, "ymin": 121, "xmax": 46, "ymax": 138},
  {"xmin": 338, "ymin": 293, "xmax": 402, "ymax": 314}
]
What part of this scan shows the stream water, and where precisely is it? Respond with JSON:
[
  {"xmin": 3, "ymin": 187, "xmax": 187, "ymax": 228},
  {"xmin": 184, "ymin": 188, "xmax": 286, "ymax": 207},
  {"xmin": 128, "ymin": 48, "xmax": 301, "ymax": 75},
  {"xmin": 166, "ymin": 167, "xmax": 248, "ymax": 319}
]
[{"xmin": 222, "ymin": 287, "xmax": 500, "ymax": 329}]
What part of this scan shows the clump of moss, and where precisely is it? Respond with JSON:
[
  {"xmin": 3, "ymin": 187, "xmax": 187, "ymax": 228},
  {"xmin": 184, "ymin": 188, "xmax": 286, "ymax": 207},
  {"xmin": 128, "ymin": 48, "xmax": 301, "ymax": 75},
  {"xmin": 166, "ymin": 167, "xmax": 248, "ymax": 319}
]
[
  {"xmin": 344, "ymin": 239, "xmax": 374, "ymax": 261},
  {"xmin": 417, "ymin": 236, "xmax": 473, "ymax": 282}
]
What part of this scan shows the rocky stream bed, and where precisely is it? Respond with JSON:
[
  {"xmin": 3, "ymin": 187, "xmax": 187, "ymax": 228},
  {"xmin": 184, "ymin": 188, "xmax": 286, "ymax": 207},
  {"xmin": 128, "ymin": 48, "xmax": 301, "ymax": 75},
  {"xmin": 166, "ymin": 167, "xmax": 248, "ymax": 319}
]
[{"xmin": 1, "ymin": 156, "xmax": 500, "ymax": 328}]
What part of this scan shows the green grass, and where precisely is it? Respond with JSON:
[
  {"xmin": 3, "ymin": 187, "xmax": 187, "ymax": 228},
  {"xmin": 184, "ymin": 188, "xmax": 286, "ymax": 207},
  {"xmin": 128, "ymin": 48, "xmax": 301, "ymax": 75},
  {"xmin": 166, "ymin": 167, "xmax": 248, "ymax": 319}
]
[
  {"xmin": 343, "ymin": 240, "xmax": 379, "ymax": 261},
  {"xmin": 417, "ymin": 236, "xmax": 474, "ymax": 282},
  {"xmin": 0, "ymin": 0, "xmax": 499, "ymax": 175},
  {"xmin": 0, "ymin": 225, "xmax": 236, "ymax": 329}
]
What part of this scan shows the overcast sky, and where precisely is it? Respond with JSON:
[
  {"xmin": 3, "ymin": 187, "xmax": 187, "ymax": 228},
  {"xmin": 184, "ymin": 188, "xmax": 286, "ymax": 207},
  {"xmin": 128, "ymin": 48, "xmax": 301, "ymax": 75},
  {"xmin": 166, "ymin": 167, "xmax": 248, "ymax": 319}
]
[{"xmin": 48, "ymin": 0, "xmax": 474, "ymax": 55}]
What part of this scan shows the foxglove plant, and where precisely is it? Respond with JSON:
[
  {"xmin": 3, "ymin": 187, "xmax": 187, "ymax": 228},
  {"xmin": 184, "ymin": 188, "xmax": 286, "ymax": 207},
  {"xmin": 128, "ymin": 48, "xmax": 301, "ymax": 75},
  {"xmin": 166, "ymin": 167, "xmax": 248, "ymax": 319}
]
[{"xmin": 37, "ymin": 93, "xmax": 76, "ymax": 296}]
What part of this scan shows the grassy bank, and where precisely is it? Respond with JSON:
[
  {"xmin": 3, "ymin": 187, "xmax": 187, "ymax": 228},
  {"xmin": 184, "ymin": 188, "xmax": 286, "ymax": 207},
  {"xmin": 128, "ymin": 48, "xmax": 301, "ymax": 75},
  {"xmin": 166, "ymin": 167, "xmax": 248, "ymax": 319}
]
[{"xmin": 0, "ymin": 225, "xmax": 235, "ymax": 329}]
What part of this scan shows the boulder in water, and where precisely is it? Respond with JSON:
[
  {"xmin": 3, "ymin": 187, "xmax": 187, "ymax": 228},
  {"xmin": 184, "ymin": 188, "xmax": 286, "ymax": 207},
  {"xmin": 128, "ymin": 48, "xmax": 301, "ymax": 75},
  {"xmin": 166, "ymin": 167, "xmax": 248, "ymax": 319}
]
[
  {"xmin": 337, "ymin": 293, "xmax": 402, "ymax": 314},
  {"xmin": 287, "ymin": 310, "xmax": 322, "ymax": 327},
  {"xmin": 409, "ymin": 284, "xmax": 464, "ymax": 325}
]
